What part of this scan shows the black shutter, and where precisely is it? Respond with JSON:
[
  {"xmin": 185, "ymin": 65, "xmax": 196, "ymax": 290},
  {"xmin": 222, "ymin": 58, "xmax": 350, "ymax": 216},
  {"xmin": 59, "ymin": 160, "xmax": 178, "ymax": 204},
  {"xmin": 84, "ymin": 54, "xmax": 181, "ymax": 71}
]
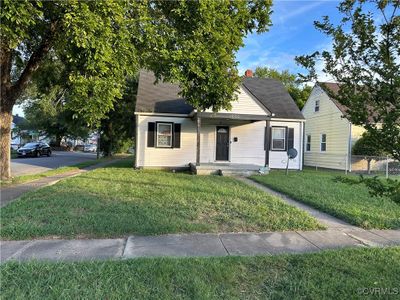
[
  {"xmin": 287, "ymin": 128, "xmax": 294, "ymax": 150},
  {"xmin": 173, "ymin": 123, "xmax": 181, "ymax": 148},
  {"xmin": 147, "ymin": 122, "xmax": 155, "ymax": 147}
]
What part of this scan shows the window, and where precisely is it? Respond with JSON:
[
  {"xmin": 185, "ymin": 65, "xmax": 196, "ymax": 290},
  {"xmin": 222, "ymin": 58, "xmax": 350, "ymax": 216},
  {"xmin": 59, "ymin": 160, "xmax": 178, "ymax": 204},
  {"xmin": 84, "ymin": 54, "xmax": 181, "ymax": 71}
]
[
  {"xmin": 156, "ymin": 123, "xmax": 172, "ymax": 147},
  {"xmin": 271, "ymin": 127, "xmax": 286, "ymax": 150},
  {"xmin": 320, "ymin": 134, "xmax": 327, "ymax": 152},
  {"xmin": 306, "ymin": 135, "xmax": 311, "ymax": 152},
  {"xmin": 315, "ymin": 100, "xmax": 320, "ymax": 112}
]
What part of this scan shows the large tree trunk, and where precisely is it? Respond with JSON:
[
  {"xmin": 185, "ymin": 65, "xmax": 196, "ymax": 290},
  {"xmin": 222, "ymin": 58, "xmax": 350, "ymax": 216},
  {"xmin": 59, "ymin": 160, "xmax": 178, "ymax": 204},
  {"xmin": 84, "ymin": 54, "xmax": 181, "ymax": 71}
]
[{"xmin": 0, "ymin": 108, "xmax": 13, "ymax": 180}]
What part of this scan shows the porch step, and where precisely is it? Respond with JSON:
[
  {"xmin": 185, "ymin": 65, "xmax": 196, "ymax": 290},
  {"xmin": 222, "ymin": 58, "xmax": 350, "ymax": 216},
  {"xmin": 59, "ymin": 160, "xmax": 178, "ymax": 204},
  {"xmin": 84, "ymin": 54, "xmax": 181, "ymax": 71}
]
[{"xmin": 189, "ymin": 163, "xmax": 269, "ymax": 176}]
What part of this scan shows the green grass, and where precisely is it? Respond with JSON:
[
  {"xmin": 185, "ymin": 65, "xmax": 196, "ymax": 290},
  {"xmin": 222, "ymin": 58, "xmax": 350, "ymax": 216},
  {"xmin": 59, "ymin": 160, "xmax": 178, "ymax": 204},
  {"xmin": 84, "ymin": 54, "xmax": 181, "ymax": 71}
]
[
  {"xmin": 1, "ymin": 247, "xmax": 399, "ymax": 299},
  {"xmin": 251, "ymin": 169, "xmax": 400, "ymax": 229},
  {"xmin": 0, "ymin": 159, "xmax": 108, "ymax": 187},
  {"xmin": 0, "ymin": 159, "xmax": 322, "ymax": 240}
]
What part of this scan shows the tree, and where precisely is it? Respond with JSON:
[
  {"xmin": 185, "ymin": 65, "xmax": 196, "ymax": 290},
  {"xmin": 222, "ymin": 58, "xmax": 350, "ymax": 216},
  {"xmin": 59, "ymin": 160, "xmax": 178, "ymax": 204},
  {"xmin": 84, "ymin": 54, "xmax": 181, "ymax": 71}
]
[
  {"xmin": 254, "ymin": 67, "xmax": 312, "ymax": 109},
  {"xmin": 1, "ymin": 0, "xmax": 272, "ymax": 180},
  {"xmin": 22, "ymin": 56, "xmax": 90, "ymax": 146},
  {"xmin": 296, "ymin": 0, "xmax": 400, "ymax": 161},
  {"xmin": 23, "ymin": 98, "xmax": 90, "ymax": 147},
  {"xmin": 352, "ymin": 132, "xmax": 385, "ymax": 174},
  {"xmin": 100, "ymin": 77, "xmax": 138, "ymax": 156}
]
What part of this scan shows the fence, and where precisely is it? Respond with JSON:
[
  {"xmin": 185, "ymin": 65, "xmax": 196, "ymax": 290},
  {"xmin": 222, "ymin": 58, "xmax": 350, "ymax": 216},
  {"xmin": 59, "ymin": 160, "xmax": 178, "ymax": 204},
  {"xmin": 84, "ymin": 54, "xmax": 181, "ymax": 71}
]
[
  {"xmin": 304, "ymin": 153, "xmax": 400, "ymax": 177},
  {"xmin": 350, "ymin": 155, "xmax": 400, "ymax": 177}
]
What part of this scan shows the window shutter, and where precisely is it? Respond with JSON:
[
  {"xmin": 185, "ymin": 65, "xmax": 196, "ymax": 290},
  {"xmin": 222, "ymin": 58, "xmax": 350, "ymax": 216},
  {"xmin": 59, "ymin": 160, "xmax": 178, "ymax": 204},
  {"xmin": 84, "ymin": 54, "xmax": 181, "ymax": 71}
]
[
  {"xmin": 147, "ymin": 122, "xmax": 155, "ymax": 147},
  {"xmin": 287, "ymin": 128, "xmax": 294, "ymax": 150},
  {"xmin": 173, "ymin": 123, "xmax": 181, "ymax": 148}
]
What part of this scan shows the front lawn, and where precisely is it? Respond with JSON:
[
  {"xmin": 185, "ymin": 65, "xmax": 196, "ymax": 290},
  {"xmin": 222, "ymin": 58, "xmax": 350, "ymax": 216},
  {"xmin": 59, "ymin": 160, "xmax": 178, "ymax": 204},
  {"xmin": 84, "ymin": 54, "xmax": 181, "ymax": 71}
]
[
  {"xmin": 0, "ymin": 159, "xmax": 322, "ymax": 240},
  {"xmin": 2, "ymin": 247, "xmax": 399, "ymax": 299},
  {"xmin": 251, "ymin": 169, "xmax": 400, "ymax": 229}
]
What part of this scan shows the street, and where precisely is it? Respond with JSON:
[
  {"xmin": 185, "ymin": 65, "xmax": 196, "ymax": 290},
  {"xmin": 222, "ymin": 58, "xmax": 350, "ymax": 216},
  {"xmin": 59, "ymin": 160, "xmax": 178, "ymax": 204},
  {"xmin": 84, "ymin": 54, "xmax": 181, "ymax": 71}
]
[{"xmin": 11, "ymin": 151, "xmax": 97, "ymax": 176}]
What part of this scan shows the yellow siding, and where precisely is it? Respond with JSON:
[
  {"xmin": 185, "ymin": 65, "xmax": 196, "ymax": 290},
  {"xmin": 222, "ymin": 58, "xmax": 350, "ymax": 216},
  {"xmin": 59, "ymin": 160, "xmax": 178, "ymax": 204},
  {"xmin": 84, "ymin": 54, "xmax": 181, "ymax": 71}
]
[{"xmin": 302, "ymin": 85, "xmax": 351, "ymax": 170}]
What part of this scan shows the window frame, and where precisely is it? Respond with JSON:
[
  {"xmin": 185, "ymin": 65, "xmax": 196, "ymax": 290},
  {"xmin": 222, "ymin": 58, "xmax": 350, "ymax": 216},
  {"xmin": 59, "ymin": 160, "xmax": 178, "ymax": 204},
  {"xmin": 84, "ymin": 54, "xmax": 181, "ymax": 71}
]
[
  {"xmin": 270, "ymin": 126, "xmax": 286, "ymax": 151},
  {"xmin": 306, "ymin": 134, "xmax": 311, "ymax": 152},
  {"xmin": 315, "ymin": 100, "xmax": 320, "ymax": 112},
  {"xmin": 156, "ymin": 122, "xmax": 173, "ymax": 148},
  {"xmin": 320, "ymin": 133, "xmax": 327, "ymax": 152}
]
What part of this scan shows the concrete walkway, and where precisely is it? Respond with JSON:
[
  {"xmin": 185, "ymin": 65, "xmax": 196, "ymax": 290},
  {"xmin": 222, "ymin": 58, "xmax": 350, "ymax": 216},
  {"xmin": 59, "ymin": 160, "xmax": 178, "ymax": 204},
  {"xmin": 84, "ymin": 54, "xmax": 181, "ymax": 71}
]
[
  {"xmin": 1, "ymin": 230, "xmax": 399, "ymax": 262},
  {"xmin": 0, "ymin": 158, "xmax": 125, "ymax": 208}
]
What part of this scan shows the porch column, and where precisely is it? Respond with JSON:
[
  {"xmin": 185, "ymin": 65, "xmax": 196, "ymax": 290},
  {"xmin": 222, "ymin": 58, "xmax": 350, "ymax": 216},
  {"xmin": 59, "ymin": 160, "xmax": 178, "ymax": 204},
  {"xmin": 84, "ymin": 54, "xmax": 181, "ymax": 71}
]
[
  {"xmin": 196, "ymin": 116, "xmax": 201, "ymax": 166},
  {"xmin": 265, "ymin": 120, "xmax": 270, "ymax": 167}
]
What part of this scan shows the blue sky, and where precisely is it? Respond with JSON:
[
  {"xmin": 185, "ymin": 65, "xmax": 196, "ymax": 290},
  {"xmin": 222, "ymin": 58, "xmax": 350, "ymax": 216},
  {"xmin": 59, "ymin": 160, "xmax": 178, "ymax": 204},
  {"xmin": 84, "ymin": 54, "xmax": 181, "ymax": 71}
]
[{"xmin": 237, "ymin": 0, "xmax": 342, "ymax": 77}]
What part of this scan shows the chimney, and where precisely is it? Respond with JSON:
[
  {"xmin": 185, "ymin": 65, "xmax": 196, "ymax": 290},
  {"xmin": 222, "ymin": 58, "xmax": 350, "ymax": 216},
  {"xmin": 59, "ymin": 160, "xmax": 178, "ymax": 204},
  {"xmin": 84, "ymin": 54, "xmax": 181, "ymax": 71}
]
[{"xmin": 244, "ymin": 69, "xmax": 253, "ymax": 77}]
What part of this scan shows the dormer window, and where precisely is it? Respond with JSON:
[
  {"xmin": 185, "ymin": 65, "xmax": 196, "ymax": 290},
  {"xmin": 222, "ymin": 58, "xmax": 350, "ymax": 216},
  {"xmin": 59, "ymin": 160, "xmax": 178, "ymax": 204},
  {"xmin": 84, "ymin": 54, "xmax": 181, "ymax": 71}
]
[{"xmin": 315, "ymin": 100, "xmax": 320, "ymax": 112}]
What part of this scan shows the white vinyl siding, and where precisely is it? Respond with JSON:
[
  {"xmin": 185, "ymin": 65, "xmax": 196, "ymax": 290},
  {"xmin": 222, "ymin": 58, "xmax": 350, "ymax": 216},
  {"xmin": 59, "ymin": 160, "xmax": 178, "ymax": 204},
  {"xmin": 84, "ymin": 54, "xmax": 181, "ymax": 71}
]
[
  {"xmin": 137, "ymin": 115, "xmax": 303, "ymax": 169},
  {"xmin": 137, "ymin": 115, "xmax": 196, "ymax": 167},
  {"xmin": 268, "ymin": 121, "xmax": 302, "ymax": 170},
  {"xmin": 204, "ymin": 86, "xmax": 267, "ymax": 115}
]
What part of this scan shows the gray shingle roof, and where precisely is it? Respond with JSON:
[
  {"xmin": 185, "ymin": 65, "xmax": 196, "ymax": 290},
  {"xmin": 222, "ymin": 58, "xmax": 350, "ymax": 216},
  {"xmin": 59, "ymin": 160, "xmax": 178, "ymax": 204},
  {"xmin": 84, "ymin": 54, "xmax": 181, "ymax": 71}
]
[
  {"xmin": 135, "ymin": 70, "xmax": 304, "ymax": 119},
  {"xmin": 242, "ymin": 77, "xmax": 304, "ymax": 119},
  {"xmin": 135, "ymin": 70, "xmax": 193, "ymax": 114}
]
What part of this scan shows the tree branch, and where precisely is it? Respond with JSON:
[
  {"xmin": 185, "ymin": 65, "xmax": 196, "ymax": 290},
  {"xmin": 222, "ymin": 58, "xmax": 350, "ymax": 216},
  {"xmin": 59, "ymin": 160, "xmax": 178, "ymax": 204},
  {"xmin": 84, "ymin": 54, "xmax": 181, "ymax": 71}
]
[{"xmin": 7, "ymin": 20, "xmax": 59, "ymax": 106}]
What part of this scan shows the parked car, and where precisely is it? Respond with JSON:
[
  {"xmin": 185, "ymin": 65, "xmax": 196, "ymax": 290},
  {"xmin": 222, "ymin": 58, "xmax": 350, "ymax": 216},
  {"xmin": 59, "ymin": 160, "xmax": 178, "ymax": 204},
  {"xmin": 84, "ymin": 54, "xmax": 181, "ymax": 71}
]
[
  {"xmin": 84, "ymin": 144, "xmax": 97, "ymax": 152},
  {"xmin": 74, "ymin": 144, "xmax": 85, "ymax": 151},
  {"xmin": 17, "ymin": 142, "xmax": 52, "ymax": 158}
]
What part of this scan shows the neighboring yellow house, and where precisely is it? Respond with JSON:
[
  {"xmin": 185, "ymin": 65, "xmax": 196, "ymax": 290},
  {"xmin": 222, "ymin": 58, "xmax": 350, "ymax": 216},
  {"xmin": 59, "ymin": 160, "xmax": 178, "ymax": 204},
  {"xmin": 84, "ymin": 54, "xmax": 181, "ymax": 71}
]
[{"xmin": 302, "ymin": 83, "xmax": 365, "ymax": 171}]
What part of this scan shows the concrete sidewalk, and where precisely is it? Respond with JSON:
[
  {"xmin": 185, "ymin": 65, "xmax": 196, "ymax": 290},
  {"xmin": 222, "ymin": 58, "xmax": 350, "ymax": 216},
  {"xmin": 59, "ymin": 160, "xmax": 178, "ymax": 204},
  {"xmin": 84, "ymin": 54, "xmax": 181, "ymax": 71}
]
[
  {"xmin": 1, "ymin": 229, "xmax": 399, "ymax": 262},
  {"xmin": 0, "ymin": 158, "xmax": 125, "ymax": 208}
]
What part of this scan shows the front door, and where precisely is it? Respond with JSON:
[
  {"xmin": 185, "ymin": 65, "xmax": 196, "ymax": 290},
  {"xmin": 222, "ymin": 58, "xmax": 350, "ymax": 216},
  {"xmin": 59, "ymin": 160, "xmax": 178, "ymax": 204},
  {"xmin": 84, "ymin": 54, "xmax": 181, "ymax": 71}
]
[{"xmin": 216, "ymin": 126, "xmax": 229, "ymax": 161}]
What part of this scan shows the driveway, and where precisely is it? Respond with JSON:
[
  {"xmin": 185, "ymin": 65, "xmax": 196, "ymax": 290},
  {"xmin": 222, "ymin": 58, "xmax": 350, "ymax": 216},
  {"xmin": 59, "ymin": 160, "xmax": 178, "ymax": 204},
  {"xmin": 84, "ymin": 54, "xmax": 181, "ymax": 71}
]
[{"xmin": 11, "ymin": 151, "xmax": 97, "ymax": 177}]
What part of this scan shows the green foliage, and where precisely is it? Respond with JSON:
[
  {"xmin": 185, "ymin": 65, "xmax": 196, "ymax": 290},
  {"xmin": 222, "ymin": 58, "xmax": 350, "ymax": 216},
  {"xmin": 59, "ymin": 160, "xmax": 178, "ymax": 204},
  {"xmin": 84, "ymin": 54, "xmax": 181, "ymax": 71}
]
[
  {"xmin": 100, "ymin": 77, "xmax": 137, "ymax": 156},
  {"xmin": 1, "ymin": 0, "xmax": 273, "ymax": 121},
  {"xmin": 136, "ymin": 0, "xmax": 272, "ymax": 112},
  {"xmin": 335, "ymin": 175, "xmax": 400, "ymax": 205},
  {"xmin": 352, "ymin": 132, "xmax": 385, "ymax": 156},
  {"xmin": 22, "ymin": 58, "xmax": 90, "ymax": 144},
  {"xmin": 296, "ymin": 0, "xmax": 400, "ymax": 160},
  {"xmin": 254, "ymin": 67, "xmax": 311, "ymax": 109}
]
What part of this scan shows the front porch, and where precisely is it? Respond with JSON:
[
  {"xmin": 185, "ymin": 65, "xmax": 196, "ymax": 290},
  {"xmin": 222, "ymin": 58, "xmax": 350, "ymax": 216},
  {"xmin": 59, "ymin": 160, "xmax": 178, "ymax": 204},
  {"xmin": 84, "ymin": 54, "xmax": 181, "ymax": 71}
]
[
  {"xmin": 191, "ymin": 111, "xmax": 271, "ymax": 174},
  {"xmin": 189, "ymin": 162, "xmax": 268, "ymax": 176}
]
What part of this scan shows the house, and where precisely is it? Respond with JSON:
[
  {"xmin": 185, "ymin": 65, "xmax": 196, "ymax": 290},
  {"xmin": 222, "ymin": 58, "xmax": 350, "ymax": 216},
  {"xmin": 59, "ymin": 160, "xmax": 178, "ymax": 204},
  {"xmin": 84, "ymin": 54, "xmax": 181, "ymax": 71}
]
[
  {"xmin": 134, "ymin": 70, "xmax": 305, "ymax": 174},
  {"xmin": 302, "ymin": 83, "xmax": 366, "ymax": 171}
]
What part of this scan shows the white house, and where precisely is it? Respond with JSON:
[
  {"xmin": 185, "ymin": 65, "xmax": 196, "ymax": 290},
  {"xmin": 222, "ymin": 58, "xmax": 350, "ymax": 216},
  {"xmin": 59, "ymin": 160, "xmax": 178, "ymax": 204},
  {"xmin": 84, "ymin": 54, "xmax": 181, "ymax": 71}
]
[
  {"xmin": 135, "ymin": 70, "xmax": 305, "ymax": 174},
  {"xmin": 302, "ymin": 83, "xmax": 366, "ymax": 170}
]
